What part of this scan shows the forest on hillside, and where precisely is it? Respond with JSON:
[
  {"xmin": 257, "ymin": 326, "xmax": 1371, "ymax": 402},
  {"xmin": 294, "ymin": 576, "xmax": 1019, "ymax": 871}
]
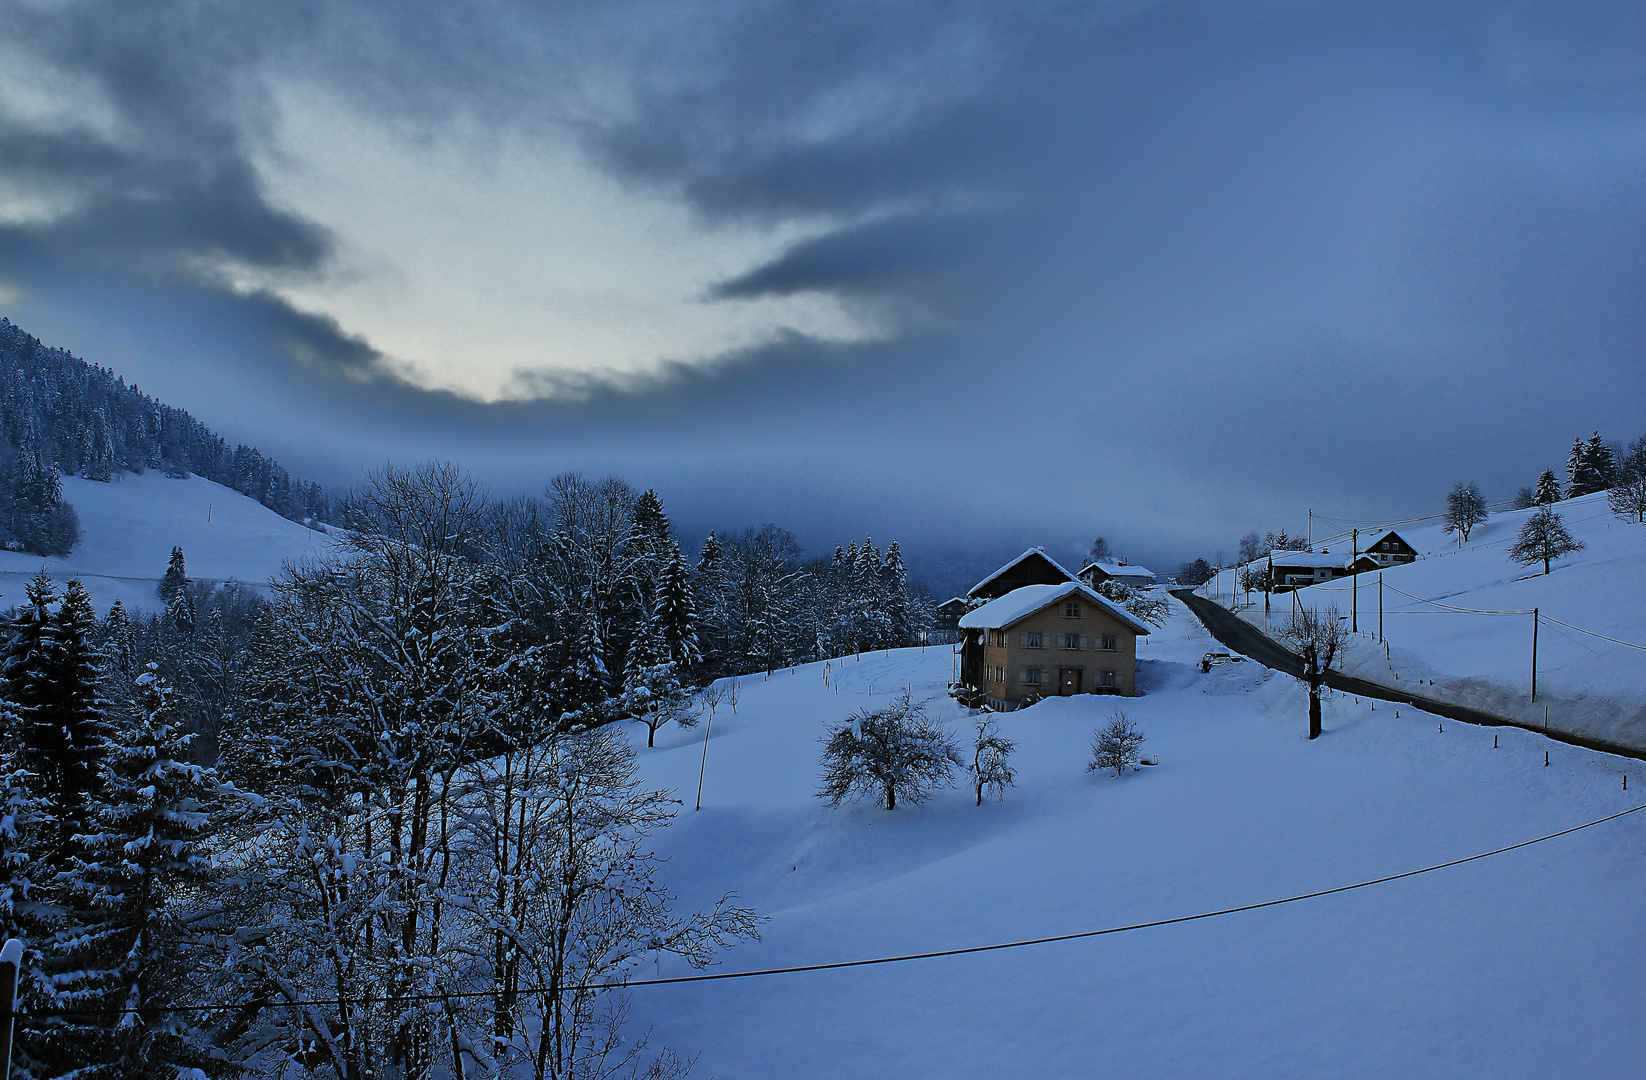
[{"xmin": 0, "ymin": 318, "xmax": 339, "ymax": 555}]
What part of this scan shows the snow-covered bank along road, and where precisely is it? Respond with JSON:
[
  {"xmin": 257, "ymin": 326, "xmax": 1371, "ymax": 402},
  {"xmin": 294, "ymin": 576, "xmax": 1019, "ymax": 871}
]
[{"xmin": 624, "ymin": 602, "xmax": 1645, "ymax": 1079}]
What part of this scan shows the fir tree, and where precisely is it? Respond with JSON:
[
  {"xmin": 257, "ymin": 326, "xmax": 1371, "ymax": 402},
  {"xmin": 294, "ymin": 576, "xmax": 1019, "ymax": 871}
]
[
  {"xmin": 658, "ymin": 547, "xmax": 701, "ymax": 669},
  {"xmin": 158, "ymin": 546, "xmax": 189, "ymax": 607},
  {"xmin": 1567, "ymin": 432, "xmax": 1614, "ymax": 498},
  {"xmin": 49, "ymin": 665, "xmax": 231, "ymax": 1078},
  {"xmin": 1533, "ymin": 469, "xmax": 1562, "ymax": 506}
]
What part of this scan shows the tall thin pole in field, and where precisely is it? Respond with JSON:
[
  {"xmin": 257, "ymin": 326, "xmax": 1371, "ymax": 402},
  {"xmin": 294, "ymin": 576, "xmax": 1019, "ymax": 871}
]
[{"xmin": 695, "ymin": 708, "xmax": 714, "ymax": 812}]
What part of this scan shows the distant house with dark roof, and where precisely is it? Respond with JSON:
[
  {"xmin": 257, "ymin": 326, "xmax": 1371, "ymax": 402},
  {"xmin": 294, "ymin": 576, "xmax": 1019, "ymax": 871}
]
[
  {"xmin": 935, "ymin": 597, "xmax": 970, "ymax": 634},
  {"xmin": 1361, "ymin": 530, "xmax": 1418, "ymax": 568},
  {"xmin": 957, "ymin": 582, "xmax": 1152, "ymax": 709},
  {"xmin": 1078, "ymin": 561, "xmax": 1155, "ymax": 589},
  {"xmin": 967, "ymin": 548, "xmax": 1079, "ymax": 601}
]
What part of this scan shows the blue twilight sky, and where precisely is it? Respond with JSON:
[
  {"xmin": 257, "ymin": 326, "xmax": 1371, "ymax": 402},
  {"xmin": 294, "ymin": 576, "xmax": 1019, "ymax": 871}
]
[{"xmin": 1, "ymin": 1, "xmax": 1643, "ymax": 585}]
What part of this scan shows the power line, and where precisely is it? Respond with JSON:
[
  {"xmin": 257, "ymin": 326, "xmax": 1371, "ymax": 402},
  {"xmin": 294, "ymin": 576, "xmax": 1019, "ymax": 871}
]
[{"xmin": 21, "ymin": 800, "xmax": 1644, "ymax": 1019}]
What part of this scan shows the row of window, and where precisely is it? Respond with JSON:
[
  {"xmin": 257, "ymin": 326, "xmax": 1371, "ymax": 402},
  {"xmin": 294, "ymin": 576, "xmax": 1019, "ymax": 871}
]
[
  {"xmin": 1019, "ymin": 668, "xmax": 1118, "ymax": 687},
  {"xmin": 1009, "ymin": 631, "xmax": 1118, "ymax": 651}
]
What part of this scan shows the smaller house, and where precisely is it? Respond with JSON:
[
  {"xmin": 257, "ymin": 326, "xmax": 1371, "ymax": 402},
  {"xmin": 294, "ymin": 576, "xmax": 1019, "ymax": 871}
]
[
  {"xmin": 1266, "ymin": 549, "xmax": 1358, "ymax": 590},
  {"xmin": 958, "ymin": 582, "xmax": 1153, "ymax": 710},
  {"xmin": 967, "ymin": 548, "xmax": 1079, "ymax": 601},
  {"xmin": 1078, "ymin": 561, "xmax": 1155, "ymax": 589},
  {"xmin": 934, "ymin": 597, "xmax": 969, "ymax": 633},
  {"xmin": 1361, "ymin": 530, "xmax": 1418, "ymax": 568}
]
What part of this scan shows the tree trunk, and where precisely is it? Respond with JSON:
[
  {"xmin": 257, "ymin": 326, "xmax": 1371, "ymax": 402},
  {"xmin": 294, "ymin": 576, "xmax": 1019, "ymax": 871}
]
[
  {"xmin": 1307, "ymin": 677, "xmax": 1322, "ymax": 740},
  {"xmin": 886, "ymin": 783, "xmax": 896, "ymax": 811}
]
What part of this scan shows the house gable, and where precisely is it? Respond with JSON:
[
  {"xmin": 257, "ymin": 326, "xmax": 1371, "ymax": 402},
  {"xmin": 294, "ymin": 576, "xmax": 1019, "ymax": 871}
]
[{"xmin": 967, "ymin": 548, "xmax": 1079, "ymax": 600}]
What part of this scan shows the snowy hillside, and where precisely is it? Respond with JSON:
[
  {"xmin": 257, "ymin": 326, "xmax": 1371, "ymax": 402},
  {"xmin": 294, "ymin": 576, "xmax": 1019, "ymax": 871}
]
[
  {"xmin": 0, "ymin": 471, "xmax": 337, "ymax": 612},
  {"xmin": 1216, "ymin": 492, "xmax": 1646, "ymax": 749},
  {"xmin": 620, "ymin": 606, "xmax": 1643, "ymax": 1078}
]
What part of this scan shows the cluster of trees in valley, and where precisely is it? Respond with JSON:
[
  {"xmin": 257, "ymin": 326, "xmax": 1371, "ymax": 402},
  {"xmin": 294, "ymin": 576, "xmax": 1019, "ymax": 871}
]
[{"xmin": 0, "ymin": 463, "xmax": 936, "ymax": 1079}]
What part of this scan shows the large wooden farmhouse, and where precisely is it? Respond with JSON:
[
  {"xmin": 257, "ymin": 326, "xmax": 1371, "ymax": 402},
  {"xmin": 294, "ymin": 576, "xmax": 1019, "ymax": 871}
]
[
  {"xmin": 957, "ymin": 581, "xmax": 1152, "ymax": 710},
  {"xmin": 966, "ymin": 548, "xmax": 1079, "ymax": 600}
]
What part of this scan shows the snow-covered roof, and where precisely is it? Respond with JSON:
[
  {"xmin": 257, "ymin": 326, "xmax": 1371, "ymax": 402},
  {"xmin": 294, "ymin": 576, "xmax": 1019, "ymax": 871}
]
[
  {"xmin": 1267, "ymin": 550, "xmax": 1357, "ymax": 569},
  {"xmin": 967, "ymin": 547, "xmax": 1079, "ymax": 598},
  {"xmin": 1080, "ymin": 561, "xmax": 1156, "ymax": 579},
  {"xmin": 936, "ymin": 596, "xmax": 969, "ymax": 612},
  {"xmin": 958, "ymin": 582, "xmax": 1154, "ymax": 635}
]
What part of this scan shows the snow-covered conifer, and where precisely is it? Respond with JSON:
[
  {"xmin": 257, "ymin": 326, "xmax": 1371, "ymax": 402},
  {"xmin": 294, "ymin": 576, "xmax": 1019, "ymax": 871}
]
[
  {"xmin": 49, "ymin": 664, "xmax": 231, "ymax": 1078},
  {"xmin": 1533, "ymin": 468, "xmax": 1562, "ymax": 506}
]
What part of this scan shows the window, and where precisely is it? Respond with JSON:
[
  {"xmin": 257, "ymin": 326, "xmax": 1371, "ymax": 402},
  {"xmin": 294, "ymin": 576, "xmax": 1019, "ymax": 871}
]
[
  {"xmin": 1100, "ymin": 635, "xmax": 1118, "ymax": 651},
  {"xmin": 1099, "ymin": 670, "xmax": 1117, "ymax": 687},
  {"xmin": 1021, "ymin": 632, "xmax": 1044, "ymax": 648},
  {"xmin": 991, "ymin": 665, "xmax": 1006, "ymax": 684},
  {"xmin": 1061, "ymin": 633, "xmax": 1081, "ymax": 649},
  {"xmin": 1022, "ymin": 667, "xmax": 1043, "ymax": 686},
  {"xmin": 989, "ymin": 630, "xmax": 1005, "ymax": 647},
  {"xmin": 1064, "ymin": 602, "xmax": 1081, "ymax": 618}
]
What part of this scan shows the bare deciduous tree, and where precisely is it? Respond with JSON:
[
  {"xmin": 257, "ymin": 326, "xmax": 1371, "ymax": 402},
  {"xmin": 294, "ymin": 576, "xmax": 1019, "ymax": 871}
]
[
  {"xmin": 1280, "ymin": 603, "xmax": 1349, "ymax": 740},
  {"xmin": 1509, "ymin": 506, "xmax": 1586, "ymax": 575},
  {"xmin": 969, "ymin": 720, "xmax": 1016, "ymax": 805},
  {"xmin": 1443, "ymin": 481, "xmax": 1489, "ymax": 544},
  {"xmin": 817, "ymin": 693, "xmax": 960, "ymax": 810},
  {"xmin": 1087, "ymin": 713, "xmax": 1146, "ymax": 777}
]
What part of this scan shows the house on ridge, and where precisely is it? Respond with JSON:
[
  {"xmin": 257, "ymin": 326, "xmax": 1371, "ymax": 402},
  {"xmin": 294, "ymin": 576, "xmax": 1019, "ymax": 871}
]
[
  {"xmin": 935, "ymin": 597, "xmax": 969, "ymax": 634},
  {"xmin": 957, "ymin": 581, "xmax": 1151, "ymax": 710},
  {"xmin": 1361, "ymin": 530, "xmax": 1417, "ymax": 568},
  {"xmin": 966, "ymin": 547, "xmax": 1079, "ymax": 601},
  {"xmin": 1078, "ymin": 560, "xmax": 1155, "ymax": 589}
]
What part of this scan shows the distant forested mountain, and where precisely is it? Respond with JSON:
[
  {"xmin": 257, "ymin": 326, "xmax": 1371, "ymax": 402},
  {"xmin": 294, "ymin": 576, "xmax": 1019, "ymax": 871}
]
[{"xmin": 0, "ymin": 317, "xmax": 338, "ymax": 554}]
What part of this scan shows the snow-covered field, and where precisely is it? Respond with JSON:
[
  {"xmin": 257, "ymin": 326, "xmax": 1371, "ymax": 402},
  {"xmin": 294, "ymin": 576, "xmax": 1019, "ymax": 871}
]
[
  {"xmin": 623, "ymin": 601, "xmax": 1645, "ymax": 1078},
  {"xmin": 1218, "ymin": 492, "xmax": 1646, "ymax": 749},
  {"xmin": 0, "ymin": 471, "xmax": 336, "ymax": 612}
]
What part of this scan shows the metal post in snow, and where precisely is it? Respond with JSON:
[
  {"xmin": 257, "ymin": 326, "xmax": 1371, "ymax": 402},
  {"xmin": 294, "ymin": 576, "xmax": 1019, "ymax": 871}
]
[{"xmin": 0, "ymin": 938, "xmax": 21, "ymax": 1071}]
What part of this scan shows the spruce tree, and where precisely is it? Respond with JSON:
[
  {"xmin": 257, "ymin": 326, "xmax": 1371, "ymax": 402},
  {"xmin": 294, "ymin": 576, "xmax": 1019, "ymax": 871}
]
[
  {"xmin": 50, "ymin": 665, "xmax": 231, "ymax": 1078},
  {"xmin": 658, "ymin": 547, "xmax": 701, "ymax": 669},
  {"xmin": 1565, "ymin": 437, "xmax": 1591, "ymax": 497},
  {"xmin": 1583, "ymin": 432, "xmax": 1618, "ymax": 491},
  {"xmin": 1533, "ymin": 469, "xmax": 1562, "ymax": 506},
  {"xmin": 157, "ymin": 546, "xmax": 188, "ymax": 607}
]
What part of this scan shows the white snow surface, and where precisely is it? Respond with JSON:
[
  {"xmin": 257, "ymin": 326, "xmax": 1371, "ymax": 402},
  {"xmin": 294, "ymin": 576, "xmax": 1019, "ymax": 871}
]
[
  {"xmin": 0, "ymin": 471, "xmax": 336, "ymax": 612},
  {"xmin": 624, "ymin": 603, "xmax": 1645, "ymax": 1077},
  {"xmin": 958, "ymin": 581, "xmax": 1153, "ymax": 634},
  {"xmin": 1214, "ymin": 492, "xmax": 1646, "ymax": 749}
]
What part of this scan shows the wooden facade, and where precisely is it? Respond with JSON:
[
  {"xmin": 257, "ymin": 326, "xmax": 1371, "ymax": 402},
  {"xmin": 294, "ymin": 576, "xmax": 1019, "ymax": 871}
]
[{"xmin": 958, "ymin": 583, "xmax": 1150, "ymax": 710}]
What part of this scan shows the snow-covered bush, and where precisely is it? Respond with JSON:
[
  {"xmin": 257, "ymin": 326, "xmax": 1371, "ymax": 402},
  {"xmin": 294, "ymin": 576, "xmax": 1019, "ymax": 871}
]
[
  {"xmin": 818, "ymin": 692, "xmax": 961, "ymax": 810},
  {"xmin": 1088, "ymin": 713, "xmax": 1146, "ymax": 777}
]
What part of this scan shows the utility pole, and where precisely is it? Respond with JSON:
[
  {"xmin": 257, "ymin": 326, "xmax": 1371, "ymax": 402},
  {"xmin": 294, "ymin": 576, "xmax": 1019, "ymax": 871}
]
[
  {"xmin": 1308, "ymin": 508, "xmax": 1313, "ymax": 551},
  {"xmin": 1531, "ymin": 607, "xmax": 1539, "ymax": 703},
  {"xmin": 695, "ymin": 708, "xmax": 715, "ymax": 811},
  {"xmin": 1265, "ymin": 552, "xmax": 1272, "ymax": 621},
  {"xmin": 0, "ymin": 938, "xmax": 20, "ymax": 1071},
  {"xmin": 1351, "ymin": 528, "xmax": 1359, "ymax": 634},
  {"xmin": 1378, "ymin": 573, "xmax": 1383, "ymax": 641}
]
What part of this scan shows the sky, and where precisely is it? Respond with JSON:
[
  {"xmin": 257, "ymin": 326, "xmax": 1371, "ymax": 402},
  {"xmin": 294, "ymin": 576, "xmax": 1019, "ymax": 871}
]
[{"xmin": 1, "ymin": 0, "xmax": 1643, "ymax": 588}]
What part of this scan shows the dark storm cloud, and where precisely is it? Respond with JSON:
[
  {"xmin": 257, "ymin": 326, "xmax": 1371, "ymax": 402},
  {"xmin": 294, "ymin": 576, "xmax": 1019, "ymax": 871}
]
[{"xmin": 2, "ymin": 0, "xmax": 1645, "ymax": 576}]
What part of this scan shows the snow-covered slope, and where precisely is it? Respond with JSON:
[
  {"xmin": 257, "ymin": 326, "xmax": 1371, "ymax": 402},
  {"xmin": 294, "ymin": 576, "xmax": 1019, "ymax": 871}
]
[
  {"xmin": 1219, "ymin": 492, "xmax": 1646, "ymax": 749},
  {"xmin": 0, "ymin": 471, "xmax": 337, "ymax": 612},
  {"xmin": 622, "ymin": 607, "xmax": 1644, "ymax": 1078}
]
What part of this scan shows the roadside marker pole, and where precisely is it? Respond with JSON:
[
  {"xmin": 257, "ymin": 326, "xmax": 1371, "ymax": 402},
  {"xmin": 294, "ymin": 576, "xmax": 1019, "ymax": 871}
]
[
  {"xmin": 0, "ymin": 938, "xmax": 21, "ymax": 1071},
  {"xmin": 694, "ymin": 708, "xmax": 714, "ymax": 812}
]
